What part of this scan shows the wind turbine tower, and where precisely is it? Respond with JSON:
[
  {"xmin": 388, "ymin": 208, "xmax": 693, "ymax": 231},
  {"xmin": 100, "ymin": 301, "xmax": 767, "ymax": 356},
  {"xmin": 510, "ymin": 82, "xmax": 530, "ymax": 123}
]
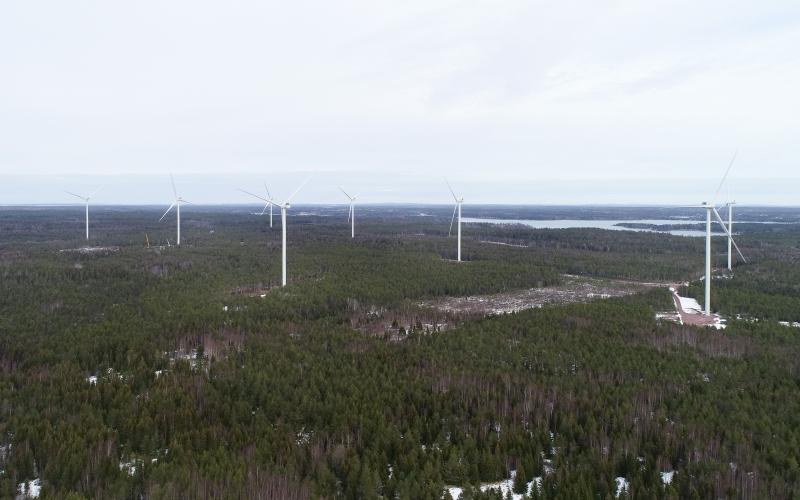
[
  {"xmin": 339, "ymin": 187, "xmax": 357, "ymax": 238},
  {"xmin": 726, "ymin": 201, "xmax": 736, "ymax": 271},
  {"xmin": 446, "ymin": 180, "xmax": 464, "ymax": 262},
  {"xmin": 159, "ymin": 175, "xmax": 192, "ymax": 246},
  {"xmin": 65, "ymin": 187, "xmax": 100, "ymax": 240},
  {"xmin": 687, "ymin": 152, "xmax": 746, "ymax": 315},
  {"xmin": 277, "ymin": 179, "xmax": 309, "ymax": 287}
]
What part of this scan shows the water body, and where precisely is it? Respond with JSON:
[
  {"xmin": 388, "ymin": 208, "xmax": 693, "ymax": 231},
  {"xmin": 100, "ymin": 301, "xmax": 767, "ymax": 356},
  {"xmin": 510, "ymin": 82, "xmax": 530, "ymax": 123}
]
[{"xmin": 462, "ymin": 218, "xmax": 726, "ymax": 237}]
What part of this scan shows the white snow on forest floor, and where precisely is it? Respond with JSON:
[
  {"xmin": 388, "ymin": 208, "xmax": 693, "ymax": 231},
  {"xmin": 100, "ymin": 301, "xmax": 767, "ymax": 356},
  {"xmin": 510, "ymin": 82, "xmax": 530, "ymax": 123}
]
[
  {"xmin": 678, "ymin": 296, "xmax": 703, "ymax": 314},
  {"xmin": 17, "ymin": 478, "xmax": 41, "ymax": 498},
  {"xmin": 779, "ymin": 321, "xmax": 800, "ymax": 328},
  {"xmin": 661, "ymin": 470, "xmax": 675, "ymax": 484},
  {"xmin": 446, "ymin": 470, "xmax": 539, "ymax": 500},
  {"xmin": 119, "ymin": 459, "xmax": 140, "ymax": 476},
  {"xmin": 615, "ymin": 477, "xmax": 629, "ymax": 497},
  {"xmin": 655, "ymin": 312, "xmax": 682, "ymax": 324},
  {"xmin": 86, "ymin": 368, "xmax": 126, "ymax": 385}
]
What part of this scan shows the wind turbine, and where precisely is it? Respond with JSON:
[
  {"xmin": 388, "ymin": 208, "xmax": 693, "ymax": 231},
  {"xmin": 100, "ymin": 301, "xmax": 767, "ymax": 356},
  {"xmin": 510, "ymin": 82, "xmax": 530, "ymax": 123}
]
[
  {"xmin": 446, "ymin": 179, "xmax": 464, "ymax": 262},
  {"xmin": 65, "ymin": 187, "xmax": 100, "ymax": 240},
  {"xmin": 726, "ymin": 200, "xmax": 736, "ymax": 271},
  {"xmin": 277, "ymin": 179, "xmax": 309, "ymax": 287},
  {"xmin": 339, "ymin": 187, "xmax": 357, "ymax": 238},
  {"xmin": 159, "ymin": 175, "xmax": 192, "ymax": 246},
  {"xmin": 239, "ymin": 184, "xmax": 276, "ymax": 228},
  {"xmin": 687, "ymin": 152, "xmax": 747, "ymax": 316}
]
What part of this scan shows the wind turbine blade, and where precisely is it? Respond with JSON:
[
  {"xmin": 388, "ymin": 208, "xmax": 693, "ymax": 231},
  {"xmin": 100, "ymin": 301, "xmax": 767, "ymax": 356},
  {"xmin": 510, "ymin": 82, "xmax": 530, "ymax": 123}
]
[
  {"xmin": 284, "ymin": 177, "xmax": 310, "ymax": 205},
  {"xmin": 181, "ymin": 199, "xmax": 195, "ymax": 205},
  {"xmin": 712, "ymin": 207, "xmax": 747, "ymax": 263},
  {"xmin": 339, "ymin": 186, "xmax": 353, "ymax": 200},
  {"xmin": 89, "ymin": 185, "xmax": 102, "ymax": 198},
  {"xmin": 238, "ymin": 188, "xmax": 269, "ymax": 203},
  {"xmin": 448, "ymin": 204, "xmax": 457, "ymax": 236},
  {"xmin": 264, "ymin": 183, "xmax": 273, "ymax": 201},
  {"xmin": 445, "ymin": 179, "xmax": 458, "ymax": 202},
  {"xmin": 65, "ymin": 191, "xmax": 86, "ymax": 201},
  {"xmin": 260, "ymin": 203, "xmax": 269, "ymax": 215},
  {"xmin": 159, "ymin": 202, "xmax": 176, "ymax": 221},
  {"xmin": 711, "ymin": 149, "xmax": 738, "ymax": 206},
  {"xmin": 170, "ymin": 174, "xmax": 178, "ymax": 198}
]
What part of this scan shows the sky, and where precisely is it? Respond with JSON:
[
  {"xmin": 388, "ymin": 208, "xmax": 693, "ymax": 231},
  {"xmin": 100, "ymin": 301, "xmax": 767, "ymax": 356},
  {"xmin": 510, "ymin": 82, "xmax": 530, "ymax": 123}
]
[{"xmin": 1, "ymin": 0, "xmax": 798, "ymax": 205}]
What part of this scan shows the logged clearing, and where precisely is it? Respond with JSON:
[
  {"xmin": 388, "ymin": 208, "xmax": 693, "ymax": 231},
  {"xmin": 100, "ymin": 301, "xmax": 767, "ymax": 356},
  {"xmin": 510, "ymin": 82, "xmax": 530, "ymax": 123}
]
[{"xmin": 420, "ymin": 275, "xmax": 662, "ymax": 316}]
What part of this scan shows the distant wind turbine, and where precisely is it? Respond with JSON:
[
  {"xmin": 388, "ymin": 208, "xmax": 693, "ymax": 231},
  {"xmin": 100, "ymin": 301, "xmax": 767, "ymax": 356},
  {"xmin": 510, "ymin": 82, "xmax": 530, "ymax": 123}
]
[
  {"xmin": 159, "ymin": 175, "xmax": 192, "ymax": 246},
  {"xmin": 65, "ymin": 187, "xmax": 100, "ymax": 240},
  {"xmin": 278, "ymin": 179, "xmax": 309, "ymax": 287},
  {"xmin": 339, "ymin": 187, "xmax": 357, "ymax": 238},
  {"xmin": 446, "ymin": 179, "xmax": 464, "ymax": 262},
  {"xmin": 686, "ymin": 151, "xmax": 747, "ymax": 315},
  {"xmin": 712, "ymin": 150, "xmax": 742, "ymax": 272},
  {"xmin": 725, "ymin": 200, "xmax": 736, "ymax": 271},
  {"xmin": 239, "ymin": 184, "xmax": 276, "ymax": 228}
]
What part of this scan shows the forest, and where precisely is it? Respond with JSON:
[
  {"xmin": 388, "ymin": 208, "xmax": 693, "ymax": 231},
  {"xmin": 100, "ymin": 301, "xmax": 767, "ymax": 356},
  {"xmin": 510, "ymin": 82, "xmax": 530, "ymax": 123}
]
[{"xmin": 1, "ymin": 205, "xmax": 799, "ymax": 499}]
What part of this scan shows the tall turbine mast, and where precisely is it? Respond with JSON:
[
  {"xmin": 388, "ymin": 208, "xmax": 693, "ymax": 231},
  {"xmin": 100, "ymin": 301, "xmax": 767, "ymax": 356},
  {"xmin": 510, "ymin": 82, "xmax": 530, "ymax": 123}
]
[
  {"xmin": 446, "ymin": 180, "xmax": 464, "ymax": 262},
  {"xmin": 277, "ymin": 179, "xmax": 309, "ymax": 287},
  {"xmin": 159, "ymin": 174, "xmax": 192, "ymax": 246},
  {"xmin": 685, "ymin": 151, "xmax": 746, "ymax": 316},
  {"xmin": 727, "ymin": 201, "xmax": 736, "ymax": 271},
  {"xmin": 65, "ymin": 187, "xmax": 100, "ymax": 240},
  {"xmin": 339, "ymin": 187, "xmax": 357, "ymax": 238}
]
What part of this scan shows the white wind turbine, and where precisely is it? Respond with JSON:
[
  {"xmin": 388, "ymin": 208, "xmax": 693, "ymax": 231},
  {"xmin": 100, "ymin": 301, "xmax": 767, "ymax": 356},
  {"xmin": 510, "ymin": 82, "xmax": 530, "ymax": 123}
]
[
  {"xmin": 686, "ymin": 152, "xmax": 747, "ymax": 316},
  {"xmin": 446, "ymin": 179, "xmax": 464, "ymax": 262},
  {"xmin": 725, "ymin": 200, "xmax": 737, "ymax": 271},
  {"xmin": 65, "ymin": 187, "xmax": 100, "ymax": 240},
  {"xmin": 159, "ymin": 175, "xmax": 192, "ymax": 246},
  {"xmin": 239, "ymin": 184, "xmax": 276, "ymax": 228},
  {"xmin": 714, "ymin": 150, "xmax": 742, "ymax": 272},
  {"xmin": 339, "ymin": 187, "xmax": 357, "ymax": 238},
  {"xmin": 277, "ymin": 179, "xmax": 309, "ymax": 287}
]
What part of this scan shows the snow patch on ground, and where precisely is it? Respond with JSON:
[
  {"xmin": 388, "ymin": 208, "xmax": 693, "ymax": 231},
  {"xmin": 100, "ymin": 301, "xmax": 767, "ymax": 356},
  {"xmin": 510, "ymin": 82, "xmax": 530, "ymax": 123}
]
[
  {"xmin": 446, "ymin": 470, "xmax": 539, "ymax": 500},
  {"xmin": 86, "ymin": 368, "xmax": 126, "ymax": 385},
  {"xmin": 661, "ymin": 470, "xmax": 675, "ymax": 484},
  {"xmin": 779, "ymin": 321, "xmax": 800, "ymax": 328},
  {"xmin": 672, "ymin": 289, "xmax": 726, "ymax": 329},
  {"xmin": 615, "ymin": 477, "xmax": 629, "ymax": 497},
  {"xmin": 656, "ymin": 312, "xmax": 682, "ymax": 325},
  {"xmin": 678, "ymin": 296, "xmax": 703, "ymax": 314},
  {"xmin": 296, "ymin": 428, "xmax": 313, "ymax": 446},
  {"xmin": 119, "ymin": 459, "xmax": 140, "ymax": 476},
  {"xmin": 17, "ymin": 478, "xmax": 41, "ymax": 498}
]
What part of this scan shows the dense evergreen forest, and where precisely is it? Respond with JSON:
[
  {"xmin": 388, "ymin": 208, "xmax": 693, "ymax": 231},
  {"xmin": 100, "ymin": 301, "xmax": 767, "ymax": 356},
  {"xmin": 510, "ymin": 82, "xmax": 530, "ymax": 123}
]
[{"xmin": 1, "ymin": 205, "xmax": 799, "ymax": 499}]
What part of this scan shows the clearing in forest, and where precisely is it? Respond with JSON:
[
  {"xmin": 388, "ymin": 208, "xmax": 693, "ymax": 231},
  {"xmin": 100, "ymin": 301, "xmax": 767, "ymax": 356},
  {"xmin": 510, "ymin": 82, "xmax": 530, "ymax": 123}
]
[{"xmin": 420, "ymin": 275, "xmax": 662, "ymax": 316}]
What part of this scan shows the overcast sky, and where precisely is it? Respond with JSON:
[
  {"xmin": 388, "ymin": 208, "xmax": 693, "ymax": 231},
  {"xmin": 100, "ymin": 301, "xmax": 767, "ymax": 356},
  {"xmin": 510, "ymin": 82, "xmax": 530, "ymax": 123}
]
[{"xmin": 1, "ymin": 0, "xmax": 798, "ymax": 205}]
